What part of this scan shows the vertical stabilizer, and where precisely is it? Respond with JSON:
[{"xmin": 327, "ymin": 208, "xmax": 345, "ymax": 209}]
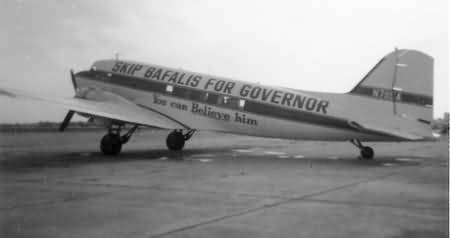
[{"xmin": 350, "ymin": 49, "xmax": 433, "ymax": 124}]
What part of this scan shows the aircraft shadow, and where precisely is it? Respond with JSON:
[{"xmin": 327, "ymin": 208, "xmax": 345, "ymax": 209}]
[
  {"xmin": 0, "ymin": 146, "xmax": 426, "ymax": 169},
  {"xmin": 0, "ymin": 147, "xmax": 233, "ymax": 169}
]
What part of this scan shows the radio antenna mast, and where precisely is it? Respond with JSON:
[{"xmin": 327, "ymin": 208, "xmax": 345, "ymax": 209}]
[
  {"xmin": 391, "ymin": 47, "xmax": 408, "ymax": 115},
  {"xmin": 392, "ymin": 47, "xmax": 399, "ymax": 114}
]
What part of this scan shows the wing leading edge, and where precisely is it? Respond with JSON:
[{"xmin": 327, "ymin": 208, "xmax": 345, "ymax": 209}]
[{"xmin": 0, "ymin": 87, "xmax": 186, "ymax": 130}]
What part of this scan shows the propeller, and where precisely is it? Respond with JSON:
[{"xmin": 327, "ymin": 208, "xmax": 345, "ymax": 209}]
[
  {"xmin": 70, "ymin": 69, "xmax": 77, "ymax": 90},
  {"xmin": 59, "ymin": 70, "xmax": 77, "ymax": 132}
]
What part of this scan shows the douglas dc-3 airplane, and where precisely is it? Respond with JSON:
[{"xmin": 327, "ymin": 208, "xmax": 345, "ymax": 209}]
[{"xmin": 0, "ymin": 49, "xmax": 436, "ymax": 159}]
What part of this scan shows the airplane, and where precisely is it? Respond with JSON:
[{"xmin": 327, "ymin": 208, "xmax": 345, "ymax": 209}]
[{"xmin": 0, "ymin": 49, "xmax": 436, "ymax": 159}]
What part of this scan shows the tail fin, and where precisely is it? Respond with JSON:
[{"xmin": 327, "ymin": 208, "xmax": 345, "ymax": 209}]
[{"xmin": 350, "ymin": 49, "xmax": 433, "ymax": 124}]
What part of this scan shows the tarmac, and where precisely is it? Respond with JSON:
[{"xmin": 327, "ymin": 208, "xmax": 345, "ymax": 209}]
[{"xmin": 0, "ymin": 129, "xmax": 448, "ymax": 238}]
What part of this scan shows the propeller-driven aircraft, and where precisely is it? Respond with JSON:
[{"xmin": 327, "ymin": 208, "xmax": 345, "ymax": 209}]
[{"xmin": 0, "ymin": 49, "xmax": 436, "ymax": 159}]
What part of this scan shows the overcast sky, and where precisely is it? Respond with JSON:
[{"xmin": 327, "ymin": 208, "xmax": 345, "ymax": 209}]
[{"xmin": 0, "ymin": 0, "xmax": 448, "ymax": 123}]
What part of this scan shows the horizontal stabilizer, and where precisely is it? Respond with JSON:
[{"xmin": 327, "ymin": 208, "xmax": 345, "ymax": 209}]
[{"xmin": 348, "ymin": 120, "xmax": 424, "ymax": 140}]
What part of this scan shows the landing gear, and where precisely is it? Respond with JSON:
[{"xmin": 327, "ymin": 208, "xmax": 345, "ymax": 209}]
[
  {"xmin": 350, "ymin": 139, "xmax": 375, "ymax": 160},
  {"xmin": 100, "ymin": 124, "xmax": 138, "ymax": 155},
  {"xmin": 99, "ymin": 125, "xmax": 195, "ymax": 154},
  {"xmin": 166, "ymin": 129, "xmax": 195, "ymax": 151},
  {"xmin": 101, "ymin": 133, "xmax": 122, "ymax": 155},
  {"xmin": 360, "ymin": 146, "xmax": 374, "ymax": 159}
]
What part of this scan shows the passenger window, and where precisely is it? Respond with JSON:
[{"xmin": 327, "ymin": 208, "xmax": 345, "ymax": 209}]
[
  {"xmin": 218, "ymin": 95, "xmax": 239, "ymax": 109},
  {"xmin": 189, "ymin": 90, "xmax": 207, "ymax": 101},
  {"xmin": 222, "ymin": 96, "xmax": 230, "ymax": 104},
  {"xmin": 227, "ymin": 97, "xmax": 240, "ymax": 109},
  {"xmin": 172, "ymin": 86, "xmax": 189, "ymax": 98},
  {"xmin": 239, "ymin": 99, "xmax": 246, "ymax": 109},
  {"xmin": 166, "ymin": 85, "xmax": 173, "ymax": 93},
  {"xmin": 207, "ymin": 93, "xmax": 219, "ymax": 105},
  {"xmin": 216, "ymin": 95, "xmax": 227, "ymax": 105},
  {"xmin": 200, "ymin": 92, "xmax": 209, "ymax": 101}
]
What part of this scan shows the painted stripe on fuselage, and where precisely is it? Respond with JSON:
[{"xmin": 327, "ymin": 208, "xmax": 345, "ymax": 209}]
[
  {"xmin": 350, "ymin": 86, "xmax": 432, "ymax": 107},
  {"xmin": 136, "ymin": 104, "xmax": 191, "ymax": 130},
  {"xmin": 75, "ymin": 70, "xmax": 386, "ymax": 136}
]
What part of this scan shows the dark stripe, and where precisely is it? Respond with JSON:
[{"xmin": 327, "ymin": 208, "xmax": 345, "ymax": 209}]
[
  {"xmin": 76, "ymin": 70, "xmax": 365, "ymax": 133},
  {"xmin": 350, "ymin": 86, "xmax": 432, "ymax": 107},
  {"xmin": 243, "ymin": 101, "xmax": 352, "ymax": 130},
  {"xmin": 77, "ymin": 70, "xmax": 167, "ymax": 93}
]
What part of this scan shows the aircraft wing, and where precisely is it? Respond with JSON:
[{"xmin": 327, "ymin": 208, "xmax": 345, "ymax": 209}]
[
  {"xmin": 0, "ymin": 87, "xmax": 186, "ymax": 130},
  {"xmin": 348, "ymin": 120, "xmax": 424, "ymax": 140}
]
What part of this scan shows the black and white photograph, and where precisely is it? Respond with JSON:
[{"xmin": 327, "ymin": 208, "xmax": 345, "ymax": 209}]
[{"xmin": 0, "ymin": 0, "xmax": 448, "ymax": 237}]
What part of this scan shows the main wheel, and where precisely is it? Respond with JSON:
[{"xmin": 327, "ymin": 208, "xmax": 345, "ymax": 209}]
[
  {"xmin": 360, "ymin": 146, "xmax": 374, "ymax": 159},
  {"xmin": 166, "ymin": 131, "xmax": 185, "ymax": 151},
  {"xmin": 100, "ymin": 134, "xmax": 122, "ymax": 155}
]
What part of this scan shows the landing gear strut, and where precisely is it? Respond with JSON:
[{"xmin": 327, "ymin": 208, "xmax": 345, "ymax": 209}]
[
  {"xmin": 100, "ymin": 124, "xmax": 138, "ymax": 155},
  {"xmin": 350, "ymin": 139, "xmax": 374, "ymax": 160},
  {"xmin": 166, "ymin": 129, "xmax": 195, "ymax": 151}
]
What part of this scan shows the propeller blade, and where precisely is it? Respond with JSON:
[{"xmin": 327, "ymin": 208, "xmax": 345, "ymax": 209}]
[
  {"xmin": 70, "ymin": 69, "xmax": 77, "ymax": 91},
  {"xmin": 59, "ymin": 110, "xmax": 75, "ymax": 132}
]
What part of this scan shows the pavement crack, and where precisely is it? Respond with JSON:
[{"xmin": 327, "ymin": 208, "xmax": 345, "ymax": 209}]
[
  {"xmin": 5, "ymin": 179, "xmax": 290, "ymax": 200},
  {"xmin": 0, "ymin": 191, "xmax": 113, "ymax": 210},
  {"xmin": 299, "ymin": 198, "xmax": 448, "ymax": 211},
  {"xmin": 149, "ymin": 172, "xmax": 397, "ymax": 238}
]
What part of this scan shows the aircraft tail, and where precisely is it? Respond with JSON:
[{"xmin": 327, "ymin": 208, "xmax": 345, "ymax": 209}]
[{"xmin": 349, "ymin": 49, "xmax": 433, "ymax": 124}]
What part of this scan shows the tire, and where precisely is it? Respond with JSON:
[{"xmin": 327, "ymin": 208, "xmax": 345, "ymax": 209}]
[
  {"xmin": 100, "ymin": 134, "xmax": 122, "ymax": 155},
  {"xmin": 360, "ymin": 146, "xmax": 374, "ymax": 159},
  {"xmin": 166, "ymin": 131, "xmax": 185, "ymax": 151}
]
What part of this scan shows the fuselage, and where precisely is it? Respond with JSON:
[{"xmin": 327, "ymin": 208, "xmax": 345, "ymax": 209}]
[{"xmin": 73, "ymin": 59, "xmax": 427, "ymax": 141}]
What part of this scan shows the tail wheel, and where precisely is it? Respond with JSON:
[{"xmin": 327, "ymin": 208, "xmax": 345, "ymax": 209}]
[
  {"xmin": 351, "ymin": 140, "xmax": 375, "ymax": 160},
  {"xmin": 166, "ymin": 131, "xmax": 185, "ymax": 151},
  {"xmin": 360, "ymin": 146, "xmax": 374, "ymax": 159},
  {"xmin": 101, "ymin": 134, "xmax": 122, "ymax": 155}
]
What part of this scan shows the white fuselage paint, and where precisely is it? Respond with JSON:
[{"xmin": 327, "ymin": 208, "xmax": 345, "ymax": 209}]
[{"xmin": 73, "ymin": 59, "xmax": 431, "ymax": 142}]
